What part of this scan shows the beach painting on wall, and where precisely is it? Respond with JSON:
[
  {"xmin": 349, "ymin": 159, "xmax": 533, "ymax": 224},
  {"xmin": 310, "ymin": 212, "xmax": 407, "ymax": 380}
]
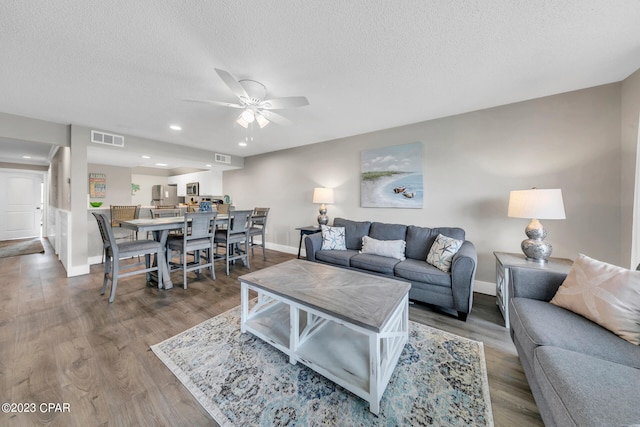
[{"xmin": 361, "ymin": 142, "xmax": 423, "ymax": 208}]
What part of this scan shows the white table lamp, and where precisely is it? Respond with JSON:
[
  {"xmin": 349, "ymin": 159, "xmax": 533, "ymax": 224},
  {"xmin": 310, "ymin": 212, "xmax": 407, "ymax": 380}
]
[
  {"xmin": 313, "ymin": 187, "xmax": 334, "ymax": 226},
  {"xmin": 508, "ymin": 188, "xmax": 566, "ymax": 263}
]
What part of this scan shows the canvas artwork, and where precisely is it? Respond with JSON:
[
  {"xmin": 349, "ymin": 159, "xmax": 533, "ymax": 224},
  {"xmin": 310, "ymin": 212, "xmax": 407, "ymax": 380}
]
[
  {"xmin": 89, "ymin": 173, "xmax": 106, "ymax": 198},
  {"xmin": 361, "ymin": 142, "xmax": 423, "ymax": 208}
]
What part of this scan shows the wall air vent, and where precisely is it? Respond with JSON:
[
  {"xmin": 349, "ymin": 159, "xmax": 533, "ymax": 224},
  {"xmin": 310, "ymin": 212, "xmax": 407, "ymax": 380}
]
[
  {"xmin": 214, "ymin": 153, "xmax": 231, "ymax": 164},
  {"xmin": 91, "ymin": 130, "xmax": 125, "ymax": 147}
]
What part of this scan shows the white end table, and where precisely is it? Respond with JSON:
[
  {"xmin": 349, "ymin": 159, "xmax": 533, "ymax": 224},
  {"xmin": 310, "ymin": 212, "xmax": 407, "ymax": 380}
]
[{"xmin": 494, "ymin": 251, "xmax": 573, "ymax": 328}]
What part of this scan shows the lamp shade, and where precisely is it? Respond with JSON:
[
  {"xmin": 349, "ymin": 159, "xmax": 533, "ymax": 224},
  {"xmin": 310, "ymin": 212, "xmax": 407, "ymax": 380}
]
[
  {"xmin": 313, "ymin": 187, "xmax": 334, "ymax": 204},
  {"xmin": 255, "ymin": 113, "xmax": 269, "ymax": 128},
  {"xmin": 508, "ymin": 188, "xmax": 566, "ymax": 220}
]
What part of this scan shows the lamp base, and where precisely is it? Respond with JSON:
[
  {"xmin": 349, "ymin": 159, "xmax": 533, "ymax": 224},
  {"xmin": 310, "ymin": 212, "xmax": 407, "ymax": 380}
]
[
  {"xmin": 521, "ymin": 218, "xmax": 552, "ymax": 263},
  {"xmin": 521, "ymin": 239, "xmax": 552, "ymax": 263},
  {"xmin": 317, "ymin": 204, "xmax": 329, "ymax": 226}
]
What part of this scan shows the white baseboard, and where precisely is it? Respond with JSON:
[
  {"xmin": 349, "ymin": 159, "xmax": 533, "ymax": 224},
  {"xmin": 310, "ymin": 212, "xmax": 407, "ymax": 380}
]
[
  {"xmin": 265, "ymin": 242, "xmax": 299, "ymax": 256},
  {"xmin": 474, "ymin": 280, "xmax": 496, "ymax": 296},
  {"xmin": 66, "ymin": 263, "xmax": 90, "ymax": 277},
  {"xmin": 89, "ymin": 255, "xmax": 103, "ymax": 265}
]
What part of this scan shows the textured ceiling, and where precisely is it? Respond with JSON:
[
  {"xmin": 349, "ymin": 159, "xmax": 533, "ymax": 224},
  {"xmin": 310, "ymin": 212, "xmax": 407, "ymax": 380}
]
[{"xmin": 2, "ymin": 1, "xmax": 640, "ymax": 167}]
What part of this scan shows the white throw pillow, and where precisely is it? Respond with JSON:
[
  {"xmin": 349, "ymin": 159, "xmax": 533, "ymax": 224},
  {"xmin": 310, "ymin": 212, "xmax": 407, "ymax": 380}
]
[
  {"xmin": 426, "ymin": 234, "xmax": 463, "ymax": 272},
  {"xmin": 359, "ymin": 235, "xmax": 406, "ymax": 260},
  {"xmin": 320, "ymin": 225, "xmax": 346, "ymax": 250},
  {"xmin": 550, "ymin": 254, "xmax": 640, "ymax": 345}
]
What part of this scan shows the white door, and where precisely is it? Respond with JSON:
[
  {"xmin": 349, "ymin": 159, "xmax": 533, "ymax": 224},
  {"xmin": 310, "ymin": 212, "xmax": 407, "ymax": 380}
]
[{"xmin": 0, "ymin": 171, "xmax": 43, "ymax": 240}]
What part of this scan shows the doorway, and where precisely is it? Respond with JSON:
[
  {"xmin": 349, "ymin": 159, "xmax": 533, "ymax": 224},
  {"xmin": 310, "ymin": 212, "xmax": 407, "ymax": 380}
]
[{"xmin": 0, "ymin": 170, "xmax": 44, "ymax": 240}]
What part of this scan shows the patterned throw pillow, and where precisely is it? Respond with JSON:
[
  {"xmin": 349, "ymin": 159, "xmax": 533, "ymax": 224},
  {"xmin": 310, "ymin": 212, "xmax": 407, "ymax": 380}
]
[
  {"xmin": 551, "ymin": 254, "xmax": 640, "ymax": 345},
  {"xmin": 321, "ymin": 225, "xmax": 346, "ymax": 250},
  {"xmin": 426, "ymin": 234, "xmax": 463, "ymax": 272}
]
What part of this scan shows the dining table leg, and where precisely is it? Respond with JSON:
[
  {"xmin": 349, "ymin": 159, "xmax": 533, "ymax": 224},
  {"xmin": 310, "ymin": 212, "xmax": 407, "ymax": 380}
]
[{"xmin": 153, "ymin": 229, "xmax": 173, "ymax": 289}]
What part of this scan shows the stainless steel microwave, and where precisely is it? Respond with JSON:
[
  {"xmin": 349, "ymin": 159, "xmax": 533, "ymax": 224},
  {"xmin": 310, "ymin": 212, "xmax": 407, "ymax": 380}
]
[{"xmin": 186, "ymin": 182, "xmax": 199, "ymax": 196}]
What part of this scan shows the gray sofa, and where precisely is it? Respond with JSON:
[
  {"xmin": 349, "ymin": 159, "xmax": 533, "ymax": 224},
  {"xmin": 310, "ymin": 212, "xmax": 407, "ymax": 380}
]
[
  {"xmin": 304, "ymin": 217, "xmax": 477, "ymax": 320},
  {"xmin": 509, "ymin": 267, "xmax": 640, "ymax": 427}
]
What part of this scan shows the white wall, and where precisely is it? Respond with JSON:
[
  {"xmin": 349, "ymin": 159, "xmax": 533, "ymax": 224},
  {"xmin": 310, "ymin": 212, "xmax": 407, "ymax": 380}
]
[
  {"xmin": 131, "ymin": 173, "xmax": 169, "ymax": 206},
  {"xmin": 224, "ymin": 83, "xmax": 624, "ymax": 283},
  {"xmin": 168, "ymin": 169, "xmax": 223, "ymax": 198},
  {"xmin": 621, "ymin": 67, "xmax": 640, "ymax": 268}
]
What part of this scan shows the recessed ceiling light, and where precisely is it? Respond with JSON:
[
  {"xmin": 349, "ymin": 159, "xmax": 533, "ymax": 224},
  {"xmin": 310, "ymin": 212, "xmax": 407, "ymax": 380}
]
[
  {"xmin": 170, "ymin": 125, "xmax": 182, "ymax": 131},
  {"xmin": 141, "ymin": 155, "xmax": 151, "ymax": 159},
  {"xmin": 22, "ymin": 155, "xmax": 31, "ymax": 159},
  {"xmin": 238, "ymin": 141, "xmax": 247, "ymax": 147},
  {"xmin": 205, "ymin": 164, "xmax": 212, "ymax": 167},
  {"xmin": 155, "ymin": 163, "xmax": 168, "ymax": 166}
]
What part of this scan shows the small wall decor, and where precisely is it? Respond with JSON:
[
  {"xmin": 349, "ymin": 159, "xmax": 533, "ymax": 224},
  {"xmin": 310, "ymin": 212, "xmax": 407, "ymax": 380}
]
[
  {"xmin": 361, "ymin": 142, "xmax": 423, "ymax": 208},
  {"xmin": 89, "ymin": 173, "xmax": 106, "ymax": 198},
  {"xmin": 131, "ymin": 183, "xmax": 140, "ymax": 196}
]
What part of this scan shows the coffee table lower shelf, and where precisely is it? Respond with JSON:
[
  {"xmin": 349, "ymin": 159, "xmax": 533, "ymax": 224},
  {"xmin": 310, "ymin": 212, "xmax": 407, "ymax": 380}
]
[{"xmin": 240, "ymin": 283, "xmax": 408, "ymax": 414}]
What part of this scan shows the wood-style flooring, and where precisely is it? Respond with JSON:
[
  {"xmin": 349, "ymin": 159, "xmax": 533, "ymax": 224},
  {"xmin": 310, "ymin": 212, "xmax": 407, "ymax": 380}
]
[{"xmin": 1, "ymin": 240, "xmax": 542, "ymax": 426}]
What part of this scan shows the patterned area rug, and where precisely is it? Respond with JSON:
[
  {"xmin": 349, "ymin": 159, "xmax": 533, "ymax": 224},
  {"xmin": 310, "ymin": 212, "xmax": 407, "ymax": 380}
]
[
  {"xmin": 152, "ymin": 305, "xmax": 493, "ymax": 427},
  {"xmin": 0, "ymin": 238, "xmax": 45, "ymax": 258}
]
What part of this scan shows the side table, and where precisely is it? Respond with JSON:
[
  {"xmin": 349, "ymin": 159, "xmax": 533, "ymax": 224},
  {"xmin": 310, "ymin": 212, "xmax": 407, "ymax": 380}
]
[
  {"xmin": 494, "ymin": 251, "xmax": 573, "ymax": 328},
  {"xmin": 295, "ymin": 226, "xmax": 322, "ymax": 259}
]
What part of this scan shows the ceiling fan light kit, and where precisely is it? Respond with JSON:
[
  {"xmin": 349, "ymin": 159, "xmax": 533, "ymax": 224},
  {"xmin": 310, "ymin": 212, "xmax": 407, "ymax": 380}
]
[
  {"xmin": 191, "ymin": 68, "xmax": 309, "ymax": 130},
  {"xmin": 241, "ymin": 109, "xmax": 255, "ymax": 123}
]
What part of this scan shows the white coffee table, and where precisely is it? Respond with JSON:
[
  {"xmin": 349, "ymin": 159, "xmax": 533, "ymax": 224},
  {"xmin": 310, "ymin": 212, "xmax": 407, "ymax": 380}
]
[{"xmin": 239, "ymin": 259, "xmax": 411, "ymax": 414}]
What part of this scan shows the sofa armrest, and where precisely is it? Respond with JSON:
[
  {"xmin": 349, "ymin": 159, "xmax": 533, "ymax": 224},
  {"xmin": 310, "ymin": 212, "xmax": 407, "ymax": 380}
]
[
  {"xmin": 509, "ymin": 267, "xmax": 568, "ymax": 302},
  {"xmin": 450, "ymin": 240, "xmax": 477, "ymax": 316},
  {"xmin": 303, "ymin": 232, "xmax": 323, "ymax": 261}
]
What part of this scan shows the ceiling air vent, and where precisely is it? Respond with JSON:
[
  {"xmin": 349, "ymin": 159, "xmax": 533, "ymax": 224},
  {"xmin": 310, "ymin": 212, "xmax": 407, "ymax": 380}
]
[
  {"xmin": 91, "ymin": 130, "xmax": 125, "ymax": 147},
  {"xmin": 215, "ymin": 153, "xmax": 231, "ymax": 164}
]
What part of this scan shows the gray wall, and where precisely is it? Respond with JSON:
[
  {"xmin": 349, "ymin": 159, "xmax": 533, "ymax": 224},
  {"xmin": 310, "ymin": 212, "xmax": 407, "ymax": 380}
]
[
  {"xmin": 224, "ymin": 83, "xmax": 624, "ymax": 283},
  {"xmin": 70, "ymin": 125, "xmax": 89, "ymax": 272},
  {"xmin": 49, "ymin": 146, "xmax": 71, "ymax": 210},
  {"xmin": 88, "ymin": 163, "xmax": 133, "ymax": 206},
  {"xmin": 0, "ymin": 111, "xmax": 69, "ymax": 147}
]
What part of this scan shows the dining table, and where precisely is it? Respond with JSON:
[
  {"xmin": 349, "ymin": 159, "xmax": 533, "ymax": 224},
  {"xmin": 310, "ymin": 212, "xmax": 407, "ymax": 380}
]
[{"xmin": 119, "ymin": 214, "xmax": 228, "ymax": 289}]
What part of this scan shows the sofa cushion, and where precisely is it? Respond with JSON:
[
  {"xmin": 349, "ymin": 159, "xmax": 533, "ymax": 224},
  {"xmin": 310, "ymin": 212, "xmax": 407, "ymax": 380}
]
[
  {"xmin": 510, "ymin": 297, "xmax": 640, "ymax": 369},
  {"xmin": 369, "ymin": 222, "xmax": 407, "ymax": 241},
  {"xmin": 550, "ymin": 253, "xmax": 640, "ymax": 345},
  {"xmin": 316, "ymin": 249, "xmax": 359, "ymax": 267},
  {"xmin": 534, "ymin": 346, "xmax": 640, "ymax": 427},
  {"xmin": 426, "ymin": 234, "xmax": 463, "ymax": 272},
  {"xmin": 333, "ymin": 218, "xmax": 371, "ymax": 250},
  {"xmin": 405, "ymin": 226, "xmax": 465, "ymax": 260},
  {"xmin": 320, "ymin": 225, "xmax": 346, "ymax": 250},
  {"xmin": 360, "ymin": 236, "xmax": 406, "ymax": 260},
  {"xmin": 394, "ymin": 259, "xmax": 451, "ymax": 287},
  {"xmin": 350, "ymin": 253, "xmax": 400, "ymax": 275}
]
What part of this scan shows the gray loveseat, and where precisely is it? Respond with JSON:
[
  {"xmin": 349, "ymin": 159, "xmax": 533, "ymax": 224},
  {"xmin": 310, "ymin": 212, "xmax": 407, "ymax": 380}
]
[
  {"xmin": 509, "ymin": 267, "xmax": 640, "ymax": 426},
  {"xmin": 304, "ymin": 217, "xmax": 477, "ymax": 320}
]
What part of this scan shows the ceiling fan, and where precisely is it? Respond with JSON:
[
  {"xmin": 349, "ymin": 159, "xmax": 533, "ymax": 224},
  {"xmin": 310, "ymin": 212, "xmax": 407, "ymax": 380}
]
[{"xmin": 189, "ymin": 68, "xmax": 309, "ymax": 128}]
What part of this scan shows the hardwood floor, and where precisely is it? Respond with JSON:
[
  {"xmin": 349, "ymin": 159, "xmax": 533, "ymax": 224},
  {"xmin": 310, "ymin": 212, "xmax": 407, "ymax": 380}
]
[{"xmin": 1, "ymin": 240, "xmax": 543, "ymax": 426}]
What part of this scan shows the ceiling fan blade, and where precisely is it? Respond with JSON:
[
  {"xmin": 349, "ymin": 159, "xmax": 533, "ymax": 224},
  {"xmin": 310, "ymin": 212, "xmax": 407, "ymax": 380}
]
[
  {"xmin": 183, "ymin": 98, "xmax": 244, "ymax": 108},
  {"xmin": 260, "ymin": 110, "xmax": 292, "ymax": 126},
  {"xmin": 215, "ymin": 68, "xmax": 249, "ymax": 99},
  {"xmin": 261, "ymin": 96, "xmax": 309, "ymax": 109}
]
